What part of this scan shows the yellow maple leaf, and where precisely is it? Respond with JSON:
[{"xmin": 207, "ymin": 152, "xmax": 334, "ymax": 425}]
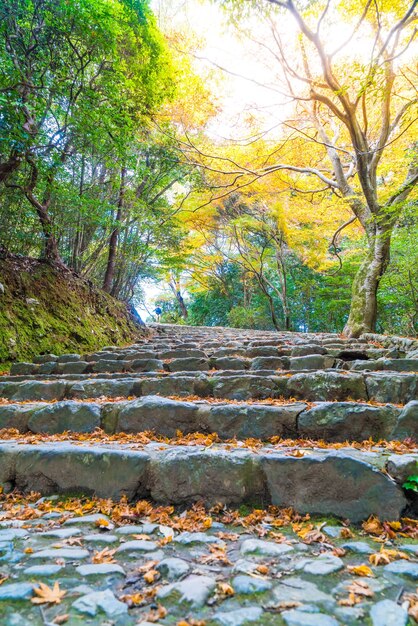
[
  {"xmin": 347, "ymin": 564, "xmax": 375, "ymax": 577},
  {"xmin": 32, "ymin": 582, "xmax": 66, "ymax": 605},
  {"xmin": 92, "ymin": 548, "xmax": 116, "ymax": 564}
]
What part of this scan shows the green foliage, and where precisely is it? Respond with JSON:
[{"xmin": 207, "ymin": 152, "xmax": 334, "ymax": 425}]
[{"xmin": 403, "ymin": 475, "xmax": 418, "ymax": 493}]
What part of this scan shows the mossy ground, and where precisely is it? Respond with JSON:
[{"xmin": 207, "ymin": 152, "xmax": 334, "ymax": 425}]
[{"xmin": 0, "ymin": 255, "xmax": 144, "ymax": 364}]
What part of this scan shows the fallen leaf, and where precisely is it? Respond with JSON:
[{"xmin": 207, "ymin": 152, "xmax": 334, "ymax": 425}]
[
  {"xmin": 362, "ymin": 516, "xmax": 384, "ymax": 536},
  {"xmin": 217, "ymin": 582, "xmax": 234, "ymax": 596},
  {"xmin": 53, "ymin": 615, "xmax": 69, "ymax": 625},
  {"xmin": 347, "ymin": 580, "xmax": 374, "ymax": 597},
  {"xmin": 347, "ymin": 564, "xmax": 374, "ymax": 577},
  {"xmin": 32, "ymin": 582, "xmax": 66, "ymax": 605},
  {"xmin": 92, "ymin": 548, "xmax": 116, "ymax": 564},
  {"xmin": 338, "ymin": 592, "xmax": 362, "ymax": 606}
]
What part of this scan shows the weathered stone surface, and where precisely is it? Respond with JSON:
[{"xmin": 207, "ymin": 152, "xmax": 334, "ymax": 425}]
[
  {"xmin": 289, "ymin": 355, "xmax": 335, "ymax": 371},
  {"xmin": 157, "ymin": 574, "xmax": 216, "ymax": 607},
  {"xmin": 30, "ymin": 548, "xmax": 89, "ymax": 560},
  {"xmin": 12, "ymin": 443, "xmax": 149, "ymax": 500},
  {"xmin": 157, "ymin": 557, "xmax": 190, "ymax": 580},
  {"xmin": 250, "ymin": 356, "xmax": 287, "ymax": 371},
  {"xmin": 76, "ymin": 564, "xmax": 125, "ymax": 576},
  {"xmin": 386, "ymin": 453, "xmax": 418, "ymax": 484},
  {"xmin": 390, "ymin": 401, "xmax": 418, "ymax": 440},
  {"xmin": 130, "ymin": 359, "xmax": 163, "ymax": 372},
  {"xmin": 272, "ymin": 577, "xmax": 333, "ymax": 605},
  {"xmin": 140, "ymin": 376, "xmax": 195, "ymax": 397},
  {"xmin": 365, "ymin": 372, "xmax": 418, "ymax": 403},
  {"xmin": 61, "ymin": 361, "xmax": 89, "ymax": 374},
  {"xmin": 2, "ymin": 381, "xmax": 68, "ymax": 402},
  {"xmin": 370, "ymin": 600, "xmax": 408, "ymax": 626},
  {"xmin": 298, "ymin": 402, "xmax": 400, "ymax": 441},
  {"xmin": 199, "ymin": 402, "xmax": 304, "ymax": 439},
  {"xmin": 116, "ymin": 540, "xmax": 158, "ymax": 553},
  {"xmin": 281, "ymin": 610, "xmax": 339, "ymax": 626},
  {"xmin": 9, "ymin": 363, "xmax": 38, "ymax": 376},
  {"xmin": 212, "ymin": 357, "xmax": 248, "ymax": 370},
  {"xmin": 287, "ymin": 371, "xmax": 367, "ymax": 401},
  {"xmin": 213, "ymin": 375, "xmax": 280, "ymax": 400},
  {"xmin": 213, "ymin": 607, "xmax": 263, "ymax": 626},
  {"xmin": 167, "ymin": 357, "xmax": 209, "ymax": 372},
  {"xmin": 291, "ymin": 345, "xmax": 327, "ymax": 357},
  {"xmin": 240, "ymin": 539, "xmax": 293, "ymax": 556},
  {"xmin": 72, "ymin": 589, "xmax": 127, "ymax": 617},
  {"xmin": 117, "ymin": 396, "xmax": 201, "ymax": 436},
  {"xmin": 69, "ymin": 379, "xmax": 135, "ymax": 399},
  {"xmin": 149, "ymin": 447, "xmax": 265, "ymax": 506},
  {"xmin": 0, "ymin": 403, "xmax": 43, "ymax": 432},
  {"xmin": 232, "ymin": 574, "xmax": 272, "ymax": 594},
  {"xmin": 27, "ymin": 401, "xmax": 101, "ymax": 434},
  {"xmin": 261, "ymin": 450, "xmax": 406, "ymax": 522},
  {"xmin": 0, "ymin": 583, "xmax": 34, "ymax": 600},
  {"xmin": 295, "ymin": 554, "xmax": 344, "ymax": 575},
  {"xmin": 159, "ymin": 349, "xmax": 207, "ymax": 359},
  {"xmin": 384, "ymin": 560, "xmax": 418, "ymax": 578}
]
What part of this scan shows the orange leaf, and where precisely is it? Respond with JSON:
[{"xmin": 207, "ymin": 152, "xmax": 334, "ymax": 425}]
[{"xmin": 32, "ymin": 582, "xmax": 66, "ymax": 605}]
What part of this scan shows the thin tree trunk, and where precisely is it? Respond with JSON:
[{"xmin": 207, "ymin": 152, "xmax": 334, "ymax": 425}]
[
  {"xmin": 343, "ymin": 227, "xmax": 391, "ymax": 337},
  {"xmin": 103, "ymin": 166, "xmax": 126, "ymax": 293}
]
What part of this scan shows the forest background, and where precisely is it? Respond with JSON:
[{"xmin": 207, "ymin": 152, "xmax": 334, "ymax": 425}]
[{"xmin": 0, "ymin": 0, "xmax": 417, "ymax": 338}]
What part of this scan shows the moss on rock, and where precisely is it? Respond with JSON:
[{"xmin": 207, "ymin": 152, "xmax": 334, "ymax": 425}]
[{"xmin": 0, "ymin": 255, "xmax": 144, "ymax": 364}]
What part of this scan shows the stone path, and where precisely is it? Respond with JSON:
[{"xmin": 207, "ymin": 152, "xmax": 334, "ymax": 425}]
[{"xmin": 0, "ymin": 324, "xmax": 418, "ymax": 623}]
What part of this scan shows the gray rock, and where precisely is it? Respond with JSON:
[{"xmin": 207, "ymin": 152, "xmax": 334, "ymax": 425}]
[
  {"xmin": 201, "ymin": 402, "xmax": 304, "ymax": 439},
  {"xmin": 30, "ymin": 548, "xmax": 89, "ymax": 560},
  {"xmin": 116, "ymin": 540, "xmax": 158, "ymax": 553},
  {"xmin": 76, "ymin": 563, "xmax": 125, "ymax": 576},
  {"xmin": 290, "ymin": 355, "xmax": 335, "ymax": 371},
  {"xmin": 322, "ymin": 525, "xmax": 343, "ymax": 538},
  {"xmin": 261, "ymin": 449, "xmax": 406, "ymax": 523},
  {"xmin": 232, "ymin": 574, "xmax": 272, "ymax": 594},
  {"xmin": 149, "ymin": 447, "xmax": 265, "ymax": 506},
  {"xmin": 61, "ymin": 361, "xmax": 89, "ymax": 374},
  {"xmin": 140, "ymin": 375, "xmax": 196, "ymax": 397},
  {"xmin": 296, "ymin": 554, "xmax": 344, "ymax": 575},
  {"xmin": 57, "ymin": 354, "xmax": 81, "ymax": 363},
  {"xmin": 273, "ymin": 577, "xmax": 333, "ymax": 605},
  {"xmin": 240, "ymin": 538, "xmax": 293, "ymax": 556},
  {"xmin": 386, "ymin": 453, "xmax": 418, "ymax": 484},
  {"xmin": 13, "ymin": 444, "xmax": 149, "ymax": 500},
  {"xmin": 28, "ymin": 401, "xmax": 101, "ymax": 434},
  {"xmin": 391, "ymin": 401, "xmax": 418, "ymax": 440},
  {"xmin": 83, "ymin": 533, "xmax": 118, "ymax": 544},
  {"xmin": 365, "ymin": 372, "xmax": 418, "ymax": 404},
  {"xmin": 291, "ymin": 345, "xmax": 327, "ymax": 357},
  {"xmin": 115, "ymin": 523, "xmax": 158, "ymax": 535},
  {"xmin": 23, "ymin": 565, "xmax": 63, "ymax": 576},
  {"xmin": 299, "ymin": 402, "xmax": 399, "ymax": 441},
  {"xmin": 213, "ymin": 375, "xmax": 280, "ymax": 400},
  {"xmin": 168, "ymin": 357, "xmax": 209, "ymax": 372},
  {"xmin": 7, "ymin": 380, "xmax": 68, "ymax": 402},
  {"xmin": 157, "ymin": 557, "xmax": 190, "ymax": 580},
  {"xmin": 69, "ymin": 379, "xmax": 134, "ymax": 399},
  {"xmin": 72, "ymin": 589, "xmax": 128, "ymax": 617},
  {"xmin": 250, "ymin": 356, "xmax": 286, "ymax": 370},
  {"xmin": 0, "ymin": 529, "xmax": 29, "ymax": 540},
  {"xmin": 287, "ymin": 371, "xmax": 367, "ymax": 401},
  {"xmin": 157, "ymin": 574, "xmax": 216, "ymax": 607},
  {"xmin": 130, "ymin": 358, "xmax": 164, "ymax": 372},
  {"xmin": 282, "ymin": 610, "xmax": 339, "ymax": 626},
  {"xmin": 64, "ymin": 514, "xmax": 109, "ymax": 525},
  {"xmin": 117, "ymin": 395, "xmax": 200, "ymax": 436},
  {"xmin": 213, "ymin": 357, "xmax": 248, "ymax": 370},
  {"xmin": 370, "ymin": 599, "xmax": 408, "ymax": 626},
  {"xmin": 213, "ymin": 607, "xmax": 263, "ymax": 626},
  {"xmin": 384, "ymin": 560, "xmax": 418, "ymax": 579},
  {"xmin": 0, "ymin": 582, "xmax": 34, "ymax": 600},
  {"xmin": 341, "ymin": 541, "xmax": 374, "ymax": 555},
  {"xmin": 174, "ymin": 531, "xmax": 223, "ymax": 545}
]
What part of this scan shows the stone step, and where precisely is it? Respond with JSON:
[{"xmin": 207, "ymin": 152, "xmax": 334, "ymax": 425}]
[
  {"xmin": 1, "ymin": 370, "xmax": 418, "ymax": 403},
  {"xmin": 13, "ymin": 350, "xmax": 404, "ymax": 376},
  {"xmin": 0, "ymin": 439, "xmax": 411, "ymax": 522},
  {"xmin": 1, "ymin": 395, "xmax": 416, "ymax": 441}
]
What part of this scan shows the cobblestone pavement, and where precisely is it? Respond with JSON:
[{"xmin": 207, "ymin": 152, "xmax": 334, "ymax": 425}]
[{"xmin": 0, "ymin": 495, "xmax": 417, "ymax": 626}]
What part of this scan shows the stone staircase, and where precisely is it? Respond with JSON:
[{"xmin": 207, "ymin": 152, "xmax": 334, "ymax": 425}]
[{"xmin": 1, "ymin": 324, "xmax": 417, "ymax": 523}]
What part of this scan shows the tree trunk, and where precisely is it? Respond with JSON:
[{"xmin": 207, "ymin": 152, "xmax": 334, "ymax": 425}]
[
  {"xmin": 25, "ymin": 191, "xmax": 64, "ymax": 267},
  {"xmin": 103, "ymin": 167, "xmax": 126, "ymax": 293},
  {"xmin": 343, "ymin": 227, "xmax": 391, "ymax": 337}
]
